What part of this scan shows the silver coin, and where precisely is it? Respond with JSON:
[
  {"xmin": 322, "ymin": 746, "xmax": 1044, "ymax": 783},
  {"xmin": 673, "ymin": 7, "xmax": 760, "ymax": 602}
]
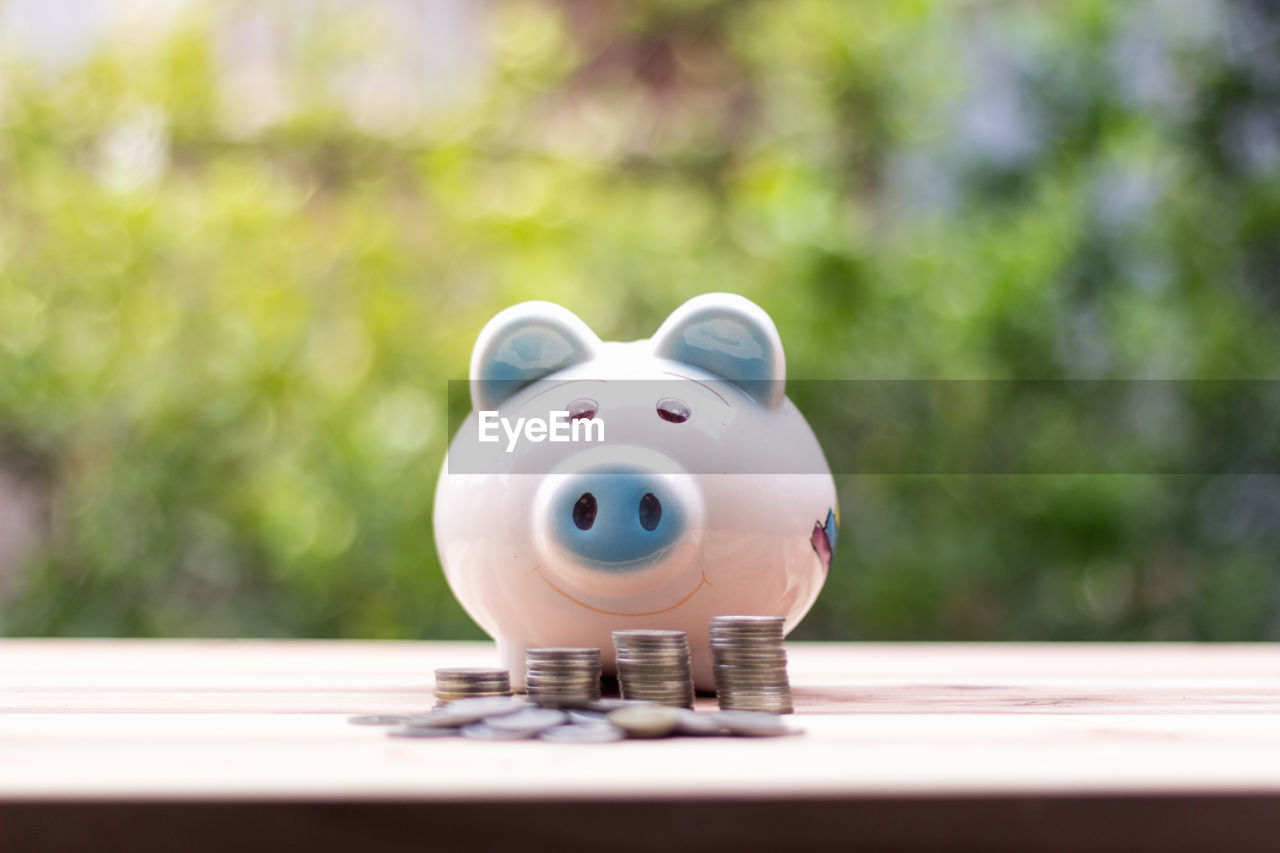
[
  {"xmin": 717, "ymin": 687, "xmax": 794, "ymax": 696},
  {"xmin": 538, "ymin": 723, "xmax": 626, "ymax": 743},
  {"xmin": 484, "ymin": 707, "xmax": 568, "ymax": 734},
  {"xmin": 711, "ymin": 655, "xmax": 788, "ymax": 664},
  {"xmin": 460, "ymin": 721, "xmax": 535, "ymax": 740},
  {"xmin": 530, "ymin": 693, "xmax": 602, "ymax": 703},
  {"xmin": 427, "ymin": 695, "xmax": 528, "ymax": 725},
  {"xmin": 436, "ymin": 667, "xmax": 509, "ymax": 677},
  {"xmin": 528, "ymin": 685, "xmax": 601, "ymax": 696},
  {"xmin": 607, "ymin": 705, "xmax": 683, "ymax": 738},
  {"xmin": 613, "ymin": 629, "xmax": 686, "ymax": 638},
  {"xmin": 620, "ymin": 681, "xmax": 694, "ymax": 691},
  {"xmin": 347, "ymin": 714, "xmax": 413, "ymax": 726},
  {"xmin": 617, "ymin": 657, "xmax": 691, "ymax": 666},
  {"xmin": 710, "ymin": 615, "xmax": 794, "ymax": 715},
  {"xmin": 567, "ymin": 709, "xmax": 611, "ymax": 724},
  {"xmin": 712, "ymin": 710, "xmax": 800, "ymax": 736},
  {"xmin": 621, "ymin": 697, "xmax": 694, "ymax": 709},
  {"xmin": 389, "ymin": 725, "xmax": 460, "ymax": 739},
  {"xmin": 715, "ymin": 696, "xmax": 792, "ymax": 713},
  {"xmin": 400, "ymin": 710, "xmax": 467, "ymax": 729},
  {"xmin": 528, "ymin": 666, "xmax": 600, "ymax": 674},
  {"xmin": 587, "ymin": 698, "xmax": 656, "ymax": 712},
  {"xmin": 714, "ymin": 674, "xmax": 790, "ymax": 683},
  {"xmin": 615, "ymin": 654, "xmax": 687, "ymax": 661},
  {"xmin": 529, "ymin": 679, "xmax": 599, "ymax": 688},
  {"xmin": 675, "ymin": 709, "xmax": 728, "ymax": 736}
]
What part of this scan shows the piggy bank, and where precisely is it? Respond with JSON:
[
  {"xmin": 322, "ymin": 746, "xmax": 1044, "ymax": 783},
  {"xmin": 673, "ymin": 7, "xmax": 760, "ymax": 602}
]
[{"xmin": 434, "ymin": 293, "xmax": 837, "ymax": 690}]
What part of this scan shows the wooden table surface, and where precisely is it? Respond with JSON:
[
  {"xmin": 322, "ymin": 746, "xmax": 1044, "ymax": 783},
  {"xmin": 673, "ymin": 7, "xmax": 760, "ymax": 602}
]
[{"xmin": 3, "ymin": 640, "xmax": 1280, "ymax": 852}]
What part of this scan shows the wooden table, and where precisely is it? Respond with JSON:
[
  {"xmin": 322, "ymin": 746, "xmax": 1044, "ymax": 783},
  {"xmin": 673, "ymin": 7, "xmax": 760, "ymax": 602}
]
[{"xmin": 3, "ymin": 641, "xmax": 1280, "ymax": 852}]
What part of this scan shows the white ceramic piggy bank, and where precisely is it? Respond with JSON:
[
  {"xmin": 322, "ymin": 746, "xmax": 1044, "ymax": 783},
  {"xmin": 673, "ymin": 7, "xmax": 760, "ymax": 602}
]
[{"xmin": 434, "ymin": 293, "xmax": 837, "ymax": 690}]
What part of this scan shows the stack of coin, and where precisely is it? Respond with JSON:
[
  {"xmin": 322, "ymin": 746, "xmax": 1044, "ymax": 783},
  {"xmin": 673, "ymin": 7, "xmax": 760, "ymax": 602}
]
[
  {"xmin": 433, "ymin": 667, "xmax": 512, "ymax": 704},
  {"xmin": 612, "ymin": 629, "xmax": 695, "ymax": 708},
  {"xmin": 710, "ymin": 615, "xmax": 793, "ymax": 714},
  {"xmin": 525, "ymin": 648, "xmax": 602, "ymax": 707}
]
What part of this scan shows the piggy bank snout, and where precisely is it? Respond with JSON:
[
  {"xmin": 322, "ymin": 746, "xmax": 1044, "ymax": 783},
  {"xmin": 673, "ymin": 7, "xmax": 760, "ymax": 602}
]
[
  {"xmin": 538, "ymin": 459, "xmax": 703, "ymax": 573},
  {"xmin": 550, "ymin": 468, "xmax": 685, "ymax": 569}
]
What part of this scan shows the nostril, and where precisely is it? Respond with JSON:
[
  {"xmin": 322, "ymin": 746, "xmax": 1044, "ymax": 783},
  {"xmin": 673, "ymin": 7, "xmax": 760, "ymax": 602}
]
[
  {"xmin": 638, "ymin": 492, "xmax": 661, "ymax": 531},
  {"xmin": 573, "ymin": 493, "xmax": 597, "ymax": 530}
]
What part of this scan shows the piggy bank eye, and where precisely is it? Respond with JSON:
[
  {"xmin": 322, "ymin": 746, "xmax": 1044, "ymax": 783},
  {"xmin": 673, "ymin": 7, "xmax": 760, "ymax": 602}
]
[
  {"xmin": 656, "ymin": 397, "xmax": 690, "ymax": 423},
  {"xmin": 566, "ymin": 398, "xmax": 598, "ymax": 421}
]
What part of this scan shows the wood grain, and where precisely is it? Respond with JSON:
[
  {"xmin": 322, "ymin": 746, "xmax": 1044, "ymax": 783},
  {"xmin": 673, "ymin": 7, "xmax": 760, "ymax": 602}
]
[{"xmin": 3, "ymin": 640, "xmax": 1280, "ymax": 851}]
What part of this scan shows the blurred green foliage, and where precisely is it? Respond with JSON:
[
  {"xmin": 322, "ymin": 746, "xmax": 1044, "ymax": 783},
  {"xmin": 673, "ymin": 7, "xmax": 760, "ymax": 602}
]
[{"xmin": 0, "ymin": 0, "xmax": 1277, "ymax": 640}]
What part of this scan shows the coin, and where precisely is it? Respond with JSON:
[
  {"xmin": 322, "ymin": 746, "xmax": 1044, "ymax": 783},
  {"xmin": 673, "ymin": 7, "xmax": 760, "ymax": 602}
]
[
  {"xmin": 434, "ymin": 666, "xmax": 512, "ymax": 704},
  {"xmin": 710, "ymin": 615, "xmax": 794, "ymax": 715},
  {"xmin": 675, "ymin": 709, "xmax": 728, "ymax": 736},
  {"xmin": 347, "ymin": 714, "xmax": 413, "ymax": 726},
  {"xmin": 484, "ymin": 707, "xmax": 568, "ymax": 735},
  {"xmin": 460, "ymin": 721, "xmax": 536, "ymax": 741},
  {"xmin": 566, "ymin": 709, "xmax": 612, "ymax": 724},
  {"xmin": 712, "ymin": 710, "xmax": 800, "ymax": 737},
  {"xmin": 607, "ymin": 705, "xmax": 683, "ymax": 738},
  {"xmin": 586, "ymin": 698, "xmax": 655, "ymax": 712},
  {"xmin": 538, "ymin": 723, "xmax": 626, "ymax": 743},
  {"xmin": 612, "ymin": 630, "xmax": 695, "ymax": 709},
  {"xmin": 527, "ymin": 648, "xmax": 601, "ymax": 658},
  {"xmin": 389, "ymin": 725, "xmax": 461, "ymax": 739},
  {"xmin": 526, "ymin": 647, "xmax": 602, "ymax": 708},
  {"xmin": 422, "ymin": 695, "xmax": 528, "ymax": 726}
]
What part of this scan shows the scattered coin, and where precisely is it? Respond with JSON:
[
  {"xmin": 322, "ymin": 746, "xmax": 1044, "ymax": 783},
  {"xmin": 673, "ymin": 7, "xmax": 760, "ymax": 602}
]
[
  {"xmin": 586, "ymin": 698, "xmax": 656, "ymax": 713},
  {"xmin": 713, "ymin": 710, "xmax": 801, "ymax": 737},
  {"xmin": 538, "ymin": 723, "xmax": 626, "ymax": 743},
  {"xmin": 484, "ymin": 707, "xmax": 568, "ymax": 735},
  {"xmin": 347, "ymin": 714, "xmax": 413, "ymax": 726},
  {"xmin": 675, "ymin": 709, "xmax": 728, "ymax": 736},
  {"xmin": 389, "ymin": 725, "xmax": 460, "ymax": 739},
  {"xmin": 361, "ymin": 637, "xmax": 806, "ymax": 745},
  {"xmin": 416, "ymin": 695, "xmax": 528, "ymax": 727},
  {"xmin": 607, "ymin": 704, "xmax": 684, "ymax": 738},
  {"xmin": 460, "ymin": 721, "xmax": 537, "ymax": 741},
  {"xmin": 567, "ymin": 709, "xmax": 611, "ymax": 725}
]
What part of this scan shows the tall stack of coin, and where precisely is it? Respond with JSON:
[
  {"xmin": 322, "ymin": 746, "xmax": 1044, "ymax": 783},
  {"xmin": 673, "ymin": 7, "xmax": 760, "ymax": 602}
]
[
  {"xmin": 612, "ymin": 629, "xmax": 695, "ymax": 708},
  {"xmin": 433, "ymin": 667, "xmax": 512, "ymax": 705},
  {"xmin": 709, "ymin": 615, "xmax": 793, "ymax": 714},
  {"xmin": 525, "ymin": 648, "xmax": 602, "ymax": 707}
]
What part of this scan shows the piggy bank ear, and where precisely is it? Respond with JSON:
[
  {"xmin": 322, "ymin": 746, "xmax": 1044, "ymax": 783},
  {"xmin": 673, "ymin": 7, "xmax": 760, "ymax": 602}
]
[
  {"xmin": 651, "ymin": 293, "xmax": 786, "ymax": 408},
  {"xmin": 470, "ymin": 301, "xmax": 600, "ymax": 410}
]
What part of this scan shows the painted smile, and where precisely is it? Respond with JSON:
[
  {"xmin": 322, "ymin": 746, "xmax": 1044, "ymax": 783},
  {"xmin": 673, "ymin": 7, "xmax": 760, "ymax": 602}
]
[{"xmin": 528, "ymin": 566, "xmax": 711, "ymax": 617}]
